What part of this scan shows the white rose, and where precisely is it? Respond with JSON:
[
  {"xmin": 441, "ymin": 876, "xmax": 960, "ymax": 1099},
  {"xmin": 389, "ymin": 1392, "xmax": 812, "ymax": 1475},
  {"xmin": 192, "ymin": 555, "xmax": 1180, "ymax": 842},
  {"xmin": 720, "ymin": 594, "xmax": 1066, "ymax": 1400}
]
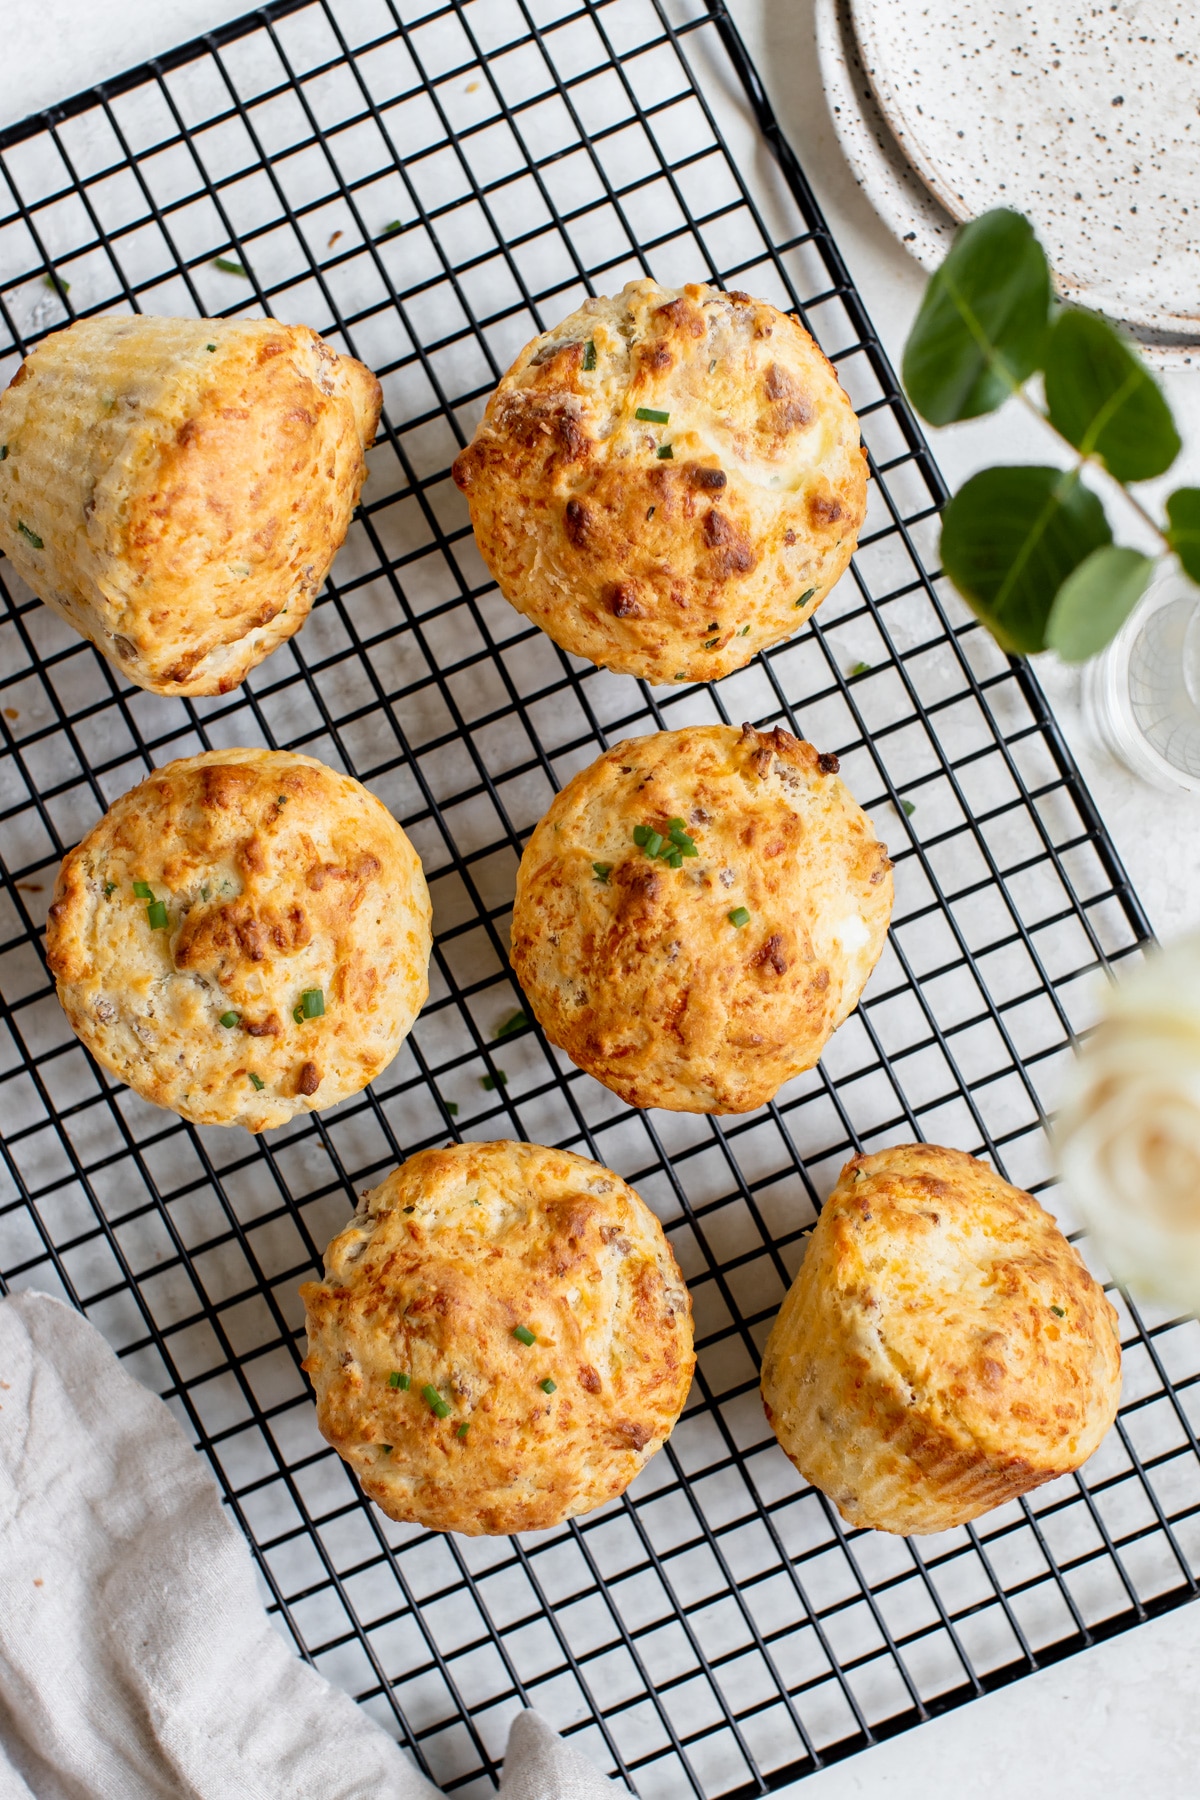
[{"xmin": 1057, "ymin": 935, "xmax": 1200, "ymax": 1312}]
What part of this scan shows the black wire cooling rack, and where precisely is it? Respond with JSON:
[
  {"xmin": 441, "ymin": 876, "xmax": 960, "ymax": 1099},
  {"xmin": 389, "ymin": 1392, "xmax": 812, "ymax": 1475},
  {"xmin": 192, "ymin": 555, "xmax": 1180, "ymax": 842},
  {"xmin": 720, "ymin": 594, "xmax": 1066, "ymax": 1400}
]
[{"xmin": 2, "ymin": 2, "xmax": 1198, "ymax": 1795}]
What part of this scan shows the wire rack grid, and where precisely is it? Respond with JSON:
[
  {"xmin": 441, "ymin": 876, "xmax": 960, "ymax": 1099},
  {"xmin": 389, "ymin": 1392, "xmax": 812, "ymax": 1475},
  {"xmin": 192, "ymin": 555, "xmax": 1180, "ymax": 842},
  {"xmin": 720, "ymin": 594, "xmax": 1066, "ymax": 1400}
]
[{"xmin": 1, "ymin": 1, "xmax": 1198, "ymax": 1795}]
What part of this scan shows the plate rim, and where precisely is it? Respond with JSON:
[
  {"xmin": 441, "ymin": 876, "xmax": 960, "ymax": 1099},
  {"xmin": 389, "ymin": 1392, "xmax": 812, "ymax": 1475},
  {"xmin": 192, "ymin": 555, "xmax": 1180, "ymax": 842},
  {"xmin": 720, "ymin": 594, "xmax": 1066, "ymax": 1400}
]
[{"xmin": 847, "ymin": 0, "xmax": 1200, "ymax": 340}]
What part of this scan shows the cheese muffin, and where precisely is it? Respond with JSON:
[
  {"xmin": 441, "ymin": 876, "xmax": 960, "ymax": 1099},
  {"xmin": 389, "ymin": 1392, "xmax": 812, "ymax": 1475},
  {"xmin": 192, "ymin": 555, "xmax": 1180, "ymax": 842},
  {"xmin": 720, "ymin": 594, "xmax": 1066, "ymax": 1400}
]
[
  {"xmin": 761, "ymin": 1144, "xmax": 1123, "ymax": 1535},
  {"xmin": 510, "ymin": 723, "xmax": 892, "ymax": 1113},
  {"xmin": 45, "ymin": 748, "xmax": 430, "ymax": 1131},
  {"xmin": 452, "ymin": 279, "xmax": 867, "ymax": 685},
  {"xmin": 300, "ymin": 1140, "xmax": 694, "ymax": 1535},
  {"xmin": 0, "ymin": 316, "xmax": 380, "ymax": 695}
]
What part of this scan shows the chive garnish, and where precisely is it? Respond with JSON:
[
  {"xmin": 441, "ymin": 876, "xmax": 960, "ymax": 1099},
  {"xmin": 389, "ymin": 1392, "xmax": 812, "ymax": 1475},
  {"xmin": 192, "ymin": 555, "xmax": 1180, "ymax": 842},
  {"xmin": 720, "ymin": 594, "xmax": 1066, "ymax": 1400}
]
[
  {"xmin": 512, "ymin": 1325, "xmax": 536, "ymax": 1346},
  {"xmin": 795, "ymin": 587, "xmax": 816, "ymax": 607},
  {"xmin": 298, "ymin": 988, "xmax": 324, "ymax": 1019},
  {"xmin": 708, "ymin": 358, "xmax": 717, "ymax": 373},
  {"xmin": 248, "ymin": 1072, "xmax": 265, "ymax": 1090},
  {"xmin": 16, "ymin": 521, "xmax": 43, "ymax": 549},
  {"xmin": 582, "ymin": 339, "xmax": 597, "ymax": 371},
  {"xmin": 739, "ymin": 624, "xmax": 750, "ymax": 636},
  {"xmin": 422, "ymin": 1384, "xmax": 451, "ymax": 1418},
  {"xmin": 728, "ymin": 907, "xmax": 751, "ymax": 928},
  {"xmin": 0, "ymin": 445, "xmax": 8, "ymax": 460},
  {"xmin": 850, "ymin": 661, "xmax": 872, "ymax": 676},
  {"xmin": 381, "ymin": 1444, "xmax": 392, "ymax": 1454},
  {"xmin": 132, "ymin": 881, "xmax": 153, "ymax": 899},
  {"xmin": 656, "ymin": 444, "xmax": 674, "ymax": 459},
  {"xmin": 540, "ymin": 1378, "xmax": 557, "ymax": 1394},
  {"xmin": 635, "ymin": 407, "xmax": 670, "ymax": 424},
  {"xmin": 146, "ymin": 900, "xmax": 168, "ymax": 930},
  {"xmin": 43, "ymin": 272, "xmax": 70, "ymax": 296},
  {"xmin": 901, "ymin": 799, "xmax": 916, "ymax": 818},
  {"xmin": 445, "ymin": 1100, "xmax": 459, "ymax": 1116},
  {"xmin": 592, "ymin": 862, "xmax": 612, "ymax": 882},
  {"xmin": 219, "ymin": 1011, "xmax": 240, "ymax": 1028},
  {"xmin": 389, "ymin": 1370, "xmax": 410, "ymax": 1388},
  {"xmin": 104, "ymin": 881, "xmax": 116, "ymax": 897},
  {"xmin": 213, "ymin": 256, "xmax": 248, "ymax": 276},
  {"xmin": 481, "ymin": 1071, "xmax": 507, "ymax": 1090},
  {"xmin": 704, "ymin": 637, "xmax": 719, "ymax": 650},
  {"xmin": 633, "ymin": 819, "xmax": 696, "ymax": 865},
  {"xmin": 381, "ymin": 220, "xmax": 402, "ymax": 236},
  {"xmin": 495, "ymin": 1009, "xmax": 528, "ymax": 1039},
  {"xmin": 457, "ymin": 1422, "xmax": 470, "ymax": 1437},
  {"xmin": 206, "ymin": 343, "xmax": 217, "ymax": 352},
  {"xmin": 646, "ymin": 505, "xmax": 655, "ymax": 520},
  {"xmin": 1050, "ymin": 1305, "xmax": 1065, "ymax": 1318}
]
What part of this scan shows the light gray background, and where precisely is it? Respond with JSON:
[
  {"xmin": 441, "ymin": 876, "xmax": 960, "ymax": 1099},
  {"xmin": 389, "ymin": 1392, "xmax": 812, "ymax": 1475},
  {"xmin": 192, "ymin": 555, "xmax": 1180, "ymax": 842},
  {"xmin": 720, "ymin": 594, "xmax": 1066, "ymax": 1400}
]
[{"xmin": 5, "ymin": 2, "xmax": 1200, "ymax": 1794}]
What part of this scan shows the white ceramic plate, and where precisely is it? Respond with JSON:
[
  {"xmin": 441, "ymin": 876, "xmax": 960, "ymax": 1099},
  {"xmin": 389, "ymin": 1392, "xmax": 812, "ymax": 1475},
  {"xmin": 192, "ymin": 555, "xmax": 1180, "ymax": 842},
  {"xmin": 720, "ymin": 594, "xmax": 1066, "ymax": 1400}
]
[
  {"xmin": 849, "ymin": 0, "xmax": 1200, "ymax": 341},
  {"xmin": 815, "ymin": 0, "xmax": 955, "ymax": 275}
]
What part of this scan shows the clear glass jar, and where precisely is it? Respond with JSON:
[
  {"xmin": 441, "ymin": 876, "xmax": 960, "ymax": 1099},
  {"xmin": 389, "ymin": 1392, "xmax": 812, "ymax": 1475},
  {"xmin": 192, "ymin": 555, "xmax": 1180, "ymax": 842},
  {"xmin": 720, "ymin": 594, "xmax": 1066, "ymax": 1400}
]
[{"xmin": 1083, "ymin": 563, "xmax": 1200, "ymax": 795}]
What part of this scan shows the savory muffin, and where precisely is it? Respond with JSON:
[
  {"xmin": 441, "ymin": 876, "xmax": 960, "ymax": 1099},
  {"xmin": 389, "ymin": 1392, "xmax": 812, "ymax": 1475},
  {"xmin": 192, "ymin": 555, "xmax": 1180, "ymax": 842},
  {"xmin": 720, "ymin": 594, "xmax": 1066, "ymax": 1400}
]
[
  {"xmin": 300, "ymin": 1140, "xmax": 694, "ymax": 1535},
  {"xmin": 0, "ymin": 316, "xmax": 381, "ymax": 695},
  {"xmin": 510, "ymin": 723, "xmax": 892, "ymax": 1113},
  {"xmin": 761, "ymin": 1144, "xmax": 1123, "ymax": 1535},
  {"xmin": 452, "ymin": 278, "xmax": 867, "ymax": 685},
  {"xmin": 45, "ymin": 747, "xmax": 430, "ymax": 1131}
]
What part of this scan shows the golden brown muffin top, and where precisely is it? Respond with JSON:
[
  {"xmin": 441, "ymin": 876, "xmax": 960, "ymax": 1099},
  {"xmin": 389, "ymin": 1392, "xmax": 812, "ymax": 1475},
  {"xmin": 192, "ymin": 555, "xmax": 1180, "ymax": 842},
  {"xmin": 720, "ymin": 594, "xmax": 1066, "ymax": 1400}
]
[
  {"xmin": 0, "ymin": 316, "xmax": 380, "ymax": 694},
  {"xmin": 46, "ymin": 748, "xmax": 430, "ymax": 1131},
  {"xmin": 452, "ymin": 279, "xmax": 867, "ymax": 684},
  {"xmin": 766, "ymin": 1152, "xmax": 1122, "ymax": 1533},
  {"xmin": 773, "ymin": 1144, "xmax": 1122, "ymax": 1499},
  {"xmin": 300, "ymin": 1141, "xmax": 694, "ymax": 1536},
  {"xmin": 510, "ymin": 724, "xmax": 893, "ymax": 1113}
]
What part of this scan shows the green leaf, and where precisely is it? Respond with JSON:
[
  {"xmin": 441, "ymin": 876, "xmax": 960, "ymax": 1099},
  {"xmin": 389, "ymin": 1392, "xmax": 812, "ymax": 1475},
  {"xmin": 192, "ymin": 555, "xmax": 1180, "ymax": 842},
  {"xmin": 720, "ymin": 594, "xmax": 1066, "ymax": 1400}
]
[
  {"xmin": 939, "ymin": 465, "xmax": 1111, "ymax": 655},
  {"xmin": 1166, "ymin": 488, "xmax": 1200, "ymax": 585},
  {"xmin": 1043, "ymin": 310, "xmax": 1181, "ymax": 482},
  {"xmin": 902, "ymin": 209, "xmax": 1051, "ymax": 425},
  {"xmin": 1045, "ymin": 545, "xmax": 1154, "ymax": 662}
]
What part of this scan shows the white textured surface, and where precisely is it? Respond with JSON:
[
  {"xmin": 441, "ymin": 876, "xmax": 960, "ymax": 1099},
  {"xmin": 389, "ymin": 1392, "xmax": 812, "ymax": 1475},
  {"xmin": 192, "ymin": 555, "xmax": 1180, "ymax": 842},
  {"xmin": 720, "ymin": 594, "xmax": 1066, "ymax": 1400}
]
[{"xmin": 4, "ymin": 2, "xmax": 1200, "ymax": 1795}]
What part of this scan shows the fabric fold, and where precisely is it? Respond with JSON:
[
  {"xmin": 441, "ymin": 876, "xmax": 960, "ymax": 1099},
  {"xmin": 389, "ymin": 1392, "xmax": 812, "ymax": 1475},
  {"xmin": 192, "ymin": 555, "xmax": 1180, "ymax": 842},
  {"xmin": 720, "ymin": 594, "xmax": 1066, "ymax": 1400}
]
[{"xmin": 0, "ymin": 1293, "xmax": 621, "ymax": 1800}]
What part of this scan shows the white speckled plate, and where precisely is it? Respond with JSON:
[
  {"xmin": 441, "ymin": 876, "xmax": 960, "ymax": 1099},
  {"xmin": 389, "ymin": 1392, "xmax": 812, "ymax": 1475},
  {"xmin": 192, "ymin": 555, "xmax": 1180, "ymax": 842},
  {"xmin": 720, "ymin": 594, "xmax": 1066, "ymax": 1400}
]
[
  {"xmin": 815, "ymin": 0, "xmax": 955, "ymax": 273},
  {"xmin": 849, "ymin": 0, "xmax": 1200, "ymax": 340}
]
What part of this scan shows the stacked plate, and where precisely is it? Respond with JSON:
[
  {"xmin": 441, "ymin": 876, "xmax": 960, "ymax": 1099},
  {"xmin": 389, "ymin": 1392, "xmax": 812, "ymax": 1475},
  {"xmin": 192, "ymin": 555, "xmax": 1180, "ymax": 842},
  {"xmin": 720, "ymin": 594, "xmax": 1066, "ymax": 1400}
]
[{"xmin": 818, "ymin": 0, "xmax": 1200, "ymax": 368}]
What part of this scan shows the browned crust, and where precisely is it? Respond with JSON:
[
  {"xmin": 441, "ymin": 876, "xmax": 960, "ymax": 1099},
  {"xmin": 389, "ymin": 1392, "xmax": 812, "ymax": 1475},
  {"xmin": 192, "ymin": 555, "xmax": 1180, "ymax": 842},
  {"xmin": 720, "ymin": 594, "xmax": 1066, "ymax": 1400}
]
[
  {"xmin": 760, "ymin": 1144, "xmax": 1123, "ymax": 1534},
  {"xmin": 300, "ymin": 1141, "xmax": 695, "ymax": 1535},
  {"xmin": 452, "ymin": 280, "xmax": 867, "ymax": 684},
  {"xmin": 44, "ymin": 747, "xmax": 430, "ymax": 1130},
  {"xmin": 509, "ymin": 723, "xmax": 893, "ymax": 1113},
  {"xmin": 0, "ymin": 317, "xmax": 381, "ymax": 695}
]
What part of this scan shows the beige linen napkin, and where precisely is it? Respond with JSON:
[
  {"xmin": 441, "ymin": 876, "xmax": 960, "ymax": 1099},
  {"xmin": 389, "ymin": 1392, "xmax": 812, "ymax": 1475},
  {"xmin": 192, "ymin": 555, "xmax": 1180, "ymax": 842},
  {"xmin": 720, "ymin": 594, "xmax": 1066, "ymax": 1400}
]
[{"xmin": 0, "ymin": 1292, "xmax": 621, "ymax": 1800}]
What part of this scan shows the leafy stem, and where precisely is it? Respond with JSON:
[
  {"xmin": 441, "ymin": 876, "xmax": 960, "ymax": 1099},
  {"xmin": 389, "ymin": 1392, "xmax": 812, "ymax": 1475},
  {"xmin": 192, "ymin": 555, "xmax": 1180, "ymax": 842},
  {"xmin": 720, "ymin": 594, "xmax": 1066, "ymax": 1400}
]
[
  {"xmin": 904, "ymin": 207, "xmax": 1194, "ymax": 661},
  {"xmin": 1009, "ymin": 382, "xmax": 1171, "ymax": 551},
  {"xmin": 995, "ymin": 465, "xmax": 1082, "ymax": 615}
]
